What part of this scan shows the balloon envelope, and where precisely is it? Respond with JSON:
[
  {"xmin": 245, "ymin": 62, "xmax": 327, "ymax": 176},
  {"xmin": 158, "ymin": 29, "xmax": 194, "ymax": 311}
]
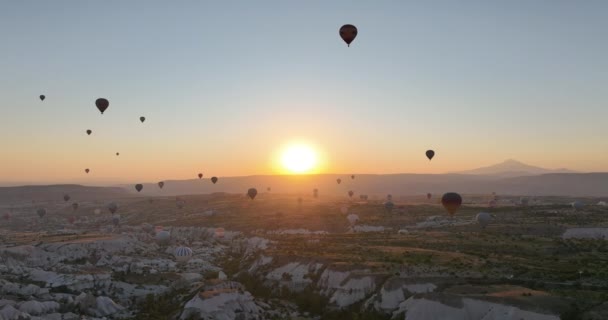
[
  {"xmin": 95, "ymin": 98, "xmax": 109, "ymax": 114},
  {"xmin": 384, "ymin": 201, "xmax": 394, "ymax": 212},
  {"xmin": 37, "ymin": 208, "xmax": 46, "ymax": 218},
  {"xmin": 348, "ymin": 190, "xmax": 354, "ymax": 198},
  {"xmin": 107, "ymin": 203, "xmax": 118, "ymax": 214},
  {"xmin": 572, "ymin": 201, "xmax": 584, "ymax": 211},
  {"xmin": 441, "ymin": 192, "xmax": 462, "ymax": 216},
  {"xmin": 427, "ymin": 193, "xmax": 432, "ymax": 200},
  {"xmin": 211, "ymin": 177, "xmax": 218, "ymax": 184},
  {"xmin": 63, "ymin": 194, "xmax": 70, "ymax": 202},
  {"xmin": 426, "ymin": 150, "xmax": 435, "ymax": 160},
  {"xmin": 198, "ymin": 173, "xmax": 203, "ymax": 179},
  {"xmin": 135, "ymin": 184, "xmax": 143, "ymax": 192},
  {"xmin": 336, "ymin": 179, "xmax": 342, "ymax": 184},
  {"xmin": 39, "ymin": 95, "xmax": 45, "ymax": 101},
  {"xmin": 156, "ymin": 230, "xmax": 171, "ymax": 244},
  {"xmin": 72, "ymin": 203, "xmax": 79, "ymax": 211},
  {"xmin": 85, "ymin": 169, "xmax": 90, "ymax": 174},
  {"xmin": 339, "ymin": 24, "xmax": 358, "ymax": 46},
  {"xmin": 174, "ymin": 246, "xmax": 193, "ymax": 262},
  {"xmin": 351, "ymin": 175, "xmax": 355, "ymax": 180},
  {"xmin": 247, "ymin": 188, "xmax": 258, "ymax": 200},
  {"xmin": 158, "ymin": 181, "xmax": 164, "ymax": 189},
  {"xmin": 139, "ymin": 116, "xmax": 145, "ymax": 123},
  {"xmin": 476, "ymin": 212, "xmax": 492, "ymax": 228},
  {"xmin": 347, "ymin": 213, "xmax": 359, "ymax": 225},
  {"xmin": 86, "ymin": 130, "xmax": 92, "ymax": 135}
]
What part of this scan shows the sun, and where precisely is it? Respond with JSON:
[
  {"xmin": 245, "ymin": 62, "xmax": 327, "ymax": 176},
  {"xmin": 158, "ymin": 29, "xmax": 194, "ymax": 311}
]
[{"xmin": 281, "ymin": 144, "xmax": 318, "ymax": 174}]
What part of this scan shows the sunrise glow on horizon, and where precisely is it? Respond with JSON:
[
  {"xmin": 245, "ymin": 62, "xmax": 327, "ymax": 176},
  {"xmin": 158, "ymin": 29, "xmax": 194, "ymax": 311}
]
[{"xmin": 0, "ymin": 2, "xmax": 607, "ymax": 186}]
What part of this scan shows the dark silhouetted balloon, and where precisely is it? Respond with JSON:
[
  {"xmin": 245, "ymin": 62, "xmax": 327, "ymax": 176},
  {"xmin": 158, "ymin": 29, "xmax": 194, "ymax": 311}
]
[
  {"xmin": 135, "ymin": 184, "xmax": 143, "ymax": 192},
  {"xmin": 351, "ymin": 175, "xmax": 355, "ymax": 180},
  {"xmin": 313, "ymin": 188, "xmax": 319, "ymax": 198},
  {"xmin": 348, "ymin": 190, "xmax": 354, "ymax": 198},
  {"xmin": 116, "ymin": 152, "xmax": 119, "ymax": 156},
  {"xmin": 107, "ymin": 202, "xmax": 118, "ymax": 214},
  {"xmin": 441, "ymin": 192, "xmax": 462, "ymax": 216},
  {"xmin": 39, "ymin": 95, "xmax": 45, "ymax": 101},
  {"xmin": 140, "ymin": 116, "xmax": 145, "ymax": 123},
  {"xmin": 72, "ymin": 202, "xmax": 79, "ymax": 211},
  {"xmin": 427, "ymin": 193, "xmax": 432, "ymax": 200},
  {"xmin": 63, "ymin": 194, "xmax": 70, "ymax": 202},
  {"xmin": 426, "ymin": 150, "xmax": 435, "ymax": 160},
  {"xmin": 267, "ymin": 187, "xmax": 271, "ymax": 192},
  {"xmin": 211, "ymin": 177, "xmax": 218, "ymax": 184},
  {"xmin": 86, "ymin": 130, "xmax": 92, "ymax": 135},
  {"xmin": 37, "ymin": 208, "xmax": 46, "ymax": 218},
  {"xmin": 339, "ymin": 24, "xmax": 358, "ymax": 47},
  {"xmin": 297, "ymin": 197, "xmax": 303, "ymax": 205},
  {"xmin": 337, "ymin": 178, "xmax": 342, "ymax": 184},
  {"xmin": 95, "ymin": 98, "xmax": 109, "ymax": 114},
  {"xmin": 158, "ymin": 181, "xmax": 164, "ymax": 189},
  {"xmin": 198, "ymin": 173, "xmax": 203, "ymax": 179},
  {"xmin": 85, "ymin": 168, "xmax": 90, "ymax": 174},
  {"xmin": 247, "ymin": 188, "xmax": 258, "ymax": 200}
]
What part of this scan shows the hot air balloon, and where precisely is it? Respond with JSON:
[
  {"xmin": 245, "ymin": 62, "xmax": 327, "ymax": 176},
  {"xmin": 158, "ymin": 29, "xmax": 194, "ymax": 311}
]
[
  {"xmin": 85, "ymin": 168, "xmax": 90, "ymax": 174},
  {"xmin": 198, "ymin": 173, "xmax": 203, "ymax": 179},
  {"xmin": 39, "ymin": 95, "xmax": 45, "ymax": 101},
  {"xmin": 348, "ymin": 190, "xmax": 354, "ymax": 198},
  {"xmin": 72, "ymin": 202, "xmax": 79, "ymax": 211},
  {"xmin": 387, "ymin": 194, "xmax": 393, "ymax": 201},
  {"xmin": 441, "ymin": 192, "xmax": 462, "ymax": 216},
  {"xmin": 520, "ymin": 197, "xmax": 529, "ymax": 206},
  {"xmin": 339, "ymin": 24, "xmax": 358, "ymax": 47},
  {"xmin": 267, "ymin": 187, "xmax": 271, "ymax": 192},
  {"xmin": 156, "ymin": 230, "xmax": 171, "ymax": 244},
  {"xmin": 384, "ymin": 201, "xmax": 394, "ymax": 213},
  {"xmin": 337, "ymin": 178, "xmax": 342, "ymax": 184},
  {"xmin": 347, "ymin": 213, "xmax": 359, "ymax": 225},
  {"xmin": 476, "ymin": 212, "xmax": 492, "ymax": 229},
  {"xmin": 426, "ymin": 150, "xmax": 435, "ymax": 161},
  {"xmin": 37, "ymin": 208, "xmax": 46, "ymax": 218},
  {"xmin": 116, "ymin": 152, "xmax": 119, "ymax": 156},
  {"xmin": 174, "ymin": 246, "xmax": 193, "ymax": 262},
  {"xmin": 135, "ymin": 184, "xmax": 143, "ymax": 192},
  {"xmin": 340, "ymin": 206, "xmax": 349, "ymax": 214},
  {"xmin": 207, "ymin": 176, "xmax": 217, "ymax": 184},
  {"xmin": 176, "ymin": 200, "xmax": 185, "ymax": 209},
  {"xmin": 215, "ymin": 227, "xmax": 225, "ymax": 238},
  {"xmin": 313, "ymin": 188, "xmax": 319, "ymax": 198},
  {"xmin": 139, "ymin": 116, "xmax": 145, "ymax": 123},
  {"xmin": 95, "ymin": 98, "xmax": 109, "ymax": 114},
  {"xmin": 112, "ymin": 214, "xmax": 120, "ymax": 226},
  {"xmin": 107, "ymin": 202, "xmax": 118, "ymax": 214},
  {"xmin": 351, "ymin": 175, "xmax": 355, "ymax": 180},
  {"xmin": 572, "ymin": 201, "xmax": 584, "ymax": 211},
  {"xmin": 63, "ymin": 194, "xmax": 70, "ymax": 202},
  {"xmin": 158, "ymin": 181, "xmax": 164, "ymax": 189},
  {"xmin": 427, "ymin": 193, "xmax": 432, "ymax": 200},
  {"xmin": 297, "ymin": 197, "xmax": 303, "ymax": 205},
  {"xmin": 247, "ymin": 188, "xmax": 258, "ymax": 200},
  {"xmin": 86, "ymin": 130, "xmax": 92, "ymax": 135}
]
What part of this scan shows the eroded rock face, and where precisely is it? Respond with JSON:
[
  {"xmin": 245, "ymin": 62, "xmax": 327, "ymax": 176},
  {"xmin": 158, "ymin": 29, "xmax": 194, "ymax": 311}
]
[
  {"xmin": 392, "ymin": 296, "xmax": 559, "ymax": 320},
  {"xmin": 180, "ymin": 282, "xmax": 265, "ymax": 320}
]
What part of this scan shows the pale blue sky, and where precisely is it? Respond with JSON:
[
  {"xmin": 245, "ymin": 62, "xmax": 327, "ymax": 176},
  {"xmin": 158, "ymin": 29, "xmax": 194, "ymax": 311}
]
[{"xmin": 0, "ymin": 1, "xmax": 607, "ymax": 184}]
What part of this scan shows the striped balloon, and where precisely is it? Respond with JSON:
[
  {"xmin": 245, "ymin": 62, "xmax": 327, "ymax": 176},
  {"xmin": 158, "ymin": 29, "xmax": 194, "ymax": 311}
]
[{"xmin": 174, "ymin": 246, "xmax": 193, "ymax": 262}]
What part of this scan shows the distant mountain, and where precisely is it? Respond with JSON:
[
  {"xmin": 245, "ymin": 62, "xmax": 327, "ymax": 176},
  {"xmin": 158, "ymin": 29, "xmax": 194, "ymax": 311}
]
[
  {"xmin": 0, "ymin": 184, "xmax": 131, "ymax": 203},
  {"xmin": 454, "ymin": 159, "xmax": 577, "ymax": 177},
  {"xmin": 120, "ymin": 172, "xmax": 608, "ymax": 198}
]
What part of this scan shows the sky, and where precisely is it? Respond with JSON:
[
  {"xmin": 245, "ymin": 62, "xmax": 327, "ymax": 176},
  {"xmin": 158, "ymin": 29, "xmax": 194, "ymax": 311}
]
[{"xmin": 0, "ymin": 1, "xmax": 607, "ymax": 185}]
